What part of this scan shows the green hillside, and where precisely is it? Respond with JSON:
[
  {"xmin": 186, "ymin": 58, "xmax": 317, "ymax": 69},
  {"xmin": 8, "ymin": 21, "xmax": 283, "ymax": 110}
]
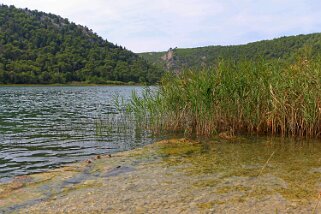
[
  {"xmin": 0, "ymin": 4, "xmax": 162, "ymax": 84},
  {"xmin": 139, "ymin": 33, "xmax": 321, "ymax": 71}
]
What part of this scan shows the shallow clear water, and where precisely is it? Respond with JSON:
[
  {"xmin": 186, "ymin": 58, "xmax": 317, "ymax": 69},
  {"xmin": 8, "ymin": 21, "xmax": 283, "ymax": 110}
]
[
  {"xmin": 0, "ymin": 86, "xmax": 155, "ymax": 181},
  {"xmin": 1, "ymin": 138, "xmax": 321, "ymax": 213}
]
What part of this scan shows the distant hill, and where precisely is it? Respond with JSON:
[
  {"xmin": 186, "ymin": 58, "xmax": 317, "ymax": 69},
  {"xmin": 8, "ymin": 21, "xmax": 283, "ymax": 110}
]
[
  {"xmin": 139, "ymin": 33, "xmax": 321, "ymax": 71},
  {"xmin": 0, "ymin": 4, "xmax": 162, "ymax": 84}
]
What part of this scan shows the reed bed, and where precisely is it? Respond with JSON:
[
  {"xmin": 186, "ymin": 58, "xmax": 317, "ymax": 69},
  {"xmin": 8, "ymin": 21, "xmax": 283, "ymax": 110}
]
[{"xmin": 127, "ymin": 57, "xmax": 321, "ymax": 138}]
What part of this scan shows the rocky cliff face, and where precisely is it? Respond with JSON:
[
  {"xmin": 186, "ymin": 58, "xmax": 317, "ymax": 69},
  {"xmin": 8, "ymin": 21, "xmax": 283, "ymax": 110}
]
[
  {"xmin": 161, "ymin": 48, "xmax": 174, "ymax": 61},
  {"xmin": 161, "ymin": 48, "xmax": 180, "ymax": 73}
]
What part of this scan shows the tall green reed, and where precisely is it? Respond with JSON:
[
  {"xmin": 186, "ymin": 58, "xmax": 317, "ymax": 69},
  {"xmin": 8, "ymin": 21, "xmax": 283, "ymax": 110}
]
[{"xmin": 127, "ymin": 57, "xmax": 321, "ymax": 138}]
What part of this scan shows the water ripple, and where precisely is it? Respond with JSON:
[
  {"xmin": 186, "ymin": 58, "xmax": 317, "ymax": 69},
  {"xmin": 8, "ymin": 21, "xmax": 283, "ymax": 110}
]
[{"xmin": 0, "ymin": 86, "xmax": 155, "ymax": 182}]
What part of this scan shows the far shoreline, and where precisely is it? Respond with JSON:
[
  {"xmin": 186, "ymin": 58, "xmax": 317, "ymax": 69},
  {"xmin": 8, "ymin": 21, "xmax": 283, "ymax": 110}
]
[{"xmin": 0, "ymin": 82, "xmax": 154, "ymax": 87}]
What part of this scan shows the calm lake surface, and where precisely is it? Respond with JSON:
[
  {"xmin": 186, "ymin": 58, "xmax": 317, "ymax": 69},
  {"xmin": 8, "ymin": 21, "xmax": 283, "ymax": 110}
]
[{"xmin": 0, "ymin": 86, "xmax": 155, "ymax": 182}]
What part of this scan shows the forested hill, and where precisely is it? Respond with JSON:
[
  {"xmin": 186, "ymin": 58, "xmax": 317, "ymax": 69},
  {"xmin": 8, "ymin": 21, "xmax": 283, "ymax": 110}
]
[
  {"xmin": 139, "ymin": 33, "xmax": 321, "ymax": 71},
  {"xmin": 0, "ymin": 5, "xmax": 162, "ymax": 84}
]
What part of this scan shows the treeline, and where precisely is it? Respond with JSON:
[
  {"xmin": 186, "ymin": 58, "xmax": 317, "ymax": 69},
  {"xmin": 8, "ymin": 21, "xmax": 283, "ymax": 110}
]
[
  {"xmin": 140, "ymin": 33, "xmax": 321, "ymax": 71},
  {"xmin": 0, "ymin": 5, "xmax": 162, "ymax": 84}
]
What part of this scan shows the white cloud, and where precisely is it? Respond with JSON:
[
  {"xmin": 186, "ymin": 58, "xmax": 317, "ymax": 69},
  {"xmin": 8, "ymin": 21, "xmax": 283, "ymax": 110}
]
[{"xmin": 1, "ymin": 0, "xmax": 320, "ymax": 52}]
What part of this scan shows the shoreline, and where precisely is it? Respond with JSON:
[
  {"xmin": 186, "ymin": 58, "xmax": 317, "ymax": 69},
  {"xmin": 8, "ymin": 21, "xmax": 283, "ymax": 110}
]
[
  {"xmin": 1, "ymin": 138, "xmax": 320, "ymax": 213},
  {"xmin": 0, "ymin": 82, "xmax": 150, "ymax": 87}
]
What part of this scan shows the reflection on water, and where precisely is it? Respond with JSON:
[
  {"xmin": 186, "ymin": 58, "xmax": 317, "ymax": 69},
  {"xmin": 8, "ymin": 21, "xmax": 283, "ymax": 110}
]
[{"xmin": 0, "ymin": 86, "xmax": 155, "ymax": 182}]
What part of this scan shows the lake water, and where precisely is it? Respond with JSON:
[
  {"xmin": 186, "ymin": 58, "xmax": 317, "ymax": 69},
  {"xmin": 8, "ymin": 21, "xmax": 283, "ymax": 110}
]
[
  {"xmin": 0, "ymin": 86, "xmax": 155, "ymax": 182},
  {"xmin": 1, "ymin": 86, "xmax": 321, "ymax": 212}
]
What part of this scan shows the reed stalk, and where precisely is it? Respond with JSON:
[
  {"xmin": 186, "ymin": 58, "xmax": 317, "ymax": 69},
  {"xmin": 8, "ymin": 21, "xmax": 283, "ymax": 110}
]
[{"xmin": 127, "ymin": 56, "xmax": 321, "ymax": 138}]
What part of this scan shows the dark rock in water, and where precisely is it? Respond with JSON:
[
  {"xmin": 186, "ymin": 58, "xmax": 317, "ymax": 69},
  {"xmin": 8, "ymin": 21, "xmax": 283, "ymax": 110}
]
[{"xmin": 104, "ymin": 166, "xmax": 135, "ymax": 178}]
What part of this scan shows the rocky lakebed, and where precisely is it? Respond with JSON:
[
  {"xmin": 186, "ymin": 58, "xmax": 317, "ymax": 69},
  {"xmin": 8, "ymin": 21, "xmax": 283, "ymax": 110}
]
[{"xmin": 1, "ymin": 138, "xmax": 321, "ymax": 213}]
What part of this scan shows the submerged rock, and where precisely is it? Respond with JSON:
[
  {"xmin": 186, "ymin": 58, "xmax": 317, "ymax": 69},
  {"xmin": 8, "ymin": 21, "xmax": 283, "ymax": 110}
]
[{"xmin": 104, "ymin": 166, "xmax": 135, "ymax": 178}]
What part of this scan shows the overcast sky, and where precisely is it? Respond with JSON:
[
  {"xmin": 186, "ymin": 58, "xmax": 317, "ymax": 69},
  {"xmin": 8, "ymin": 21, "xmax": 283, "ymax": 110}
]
[{"xmin": 1, "ymin": 0, "xmax": 320, "ymax": 52}]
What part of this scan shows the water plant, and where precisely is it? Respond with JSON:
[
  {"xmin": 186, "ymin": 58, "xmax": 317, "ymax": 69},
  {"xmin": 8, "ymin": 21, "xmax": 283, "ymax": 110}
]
[{"xmin": 127, "ymin": 56, "xmax": 321, "ymax": 138}]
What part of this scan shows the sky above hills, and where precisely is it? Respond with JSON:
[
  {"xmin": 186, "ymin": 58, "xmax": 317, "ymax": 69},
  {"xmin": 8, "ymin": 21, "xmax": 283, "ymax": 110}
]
[{"xmin": 1, "ymin": 0, "xmax": 320, "ymax": 53}]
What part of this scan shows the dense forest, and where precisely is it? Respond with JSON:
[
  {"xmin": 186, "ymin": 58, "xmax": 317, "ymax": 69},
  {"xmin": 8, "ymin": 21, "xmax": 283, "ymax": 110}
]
[
  {"xmin": 1, "ymin": 4, "xmax": 320, "ymax": 84},
  {"xmin": 140, "ymin": 33, "xmax": 321, "ymax": 71},
  {"xmin": 0, "ymin": 4, "xmax": 162, "ymax": 84}
]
